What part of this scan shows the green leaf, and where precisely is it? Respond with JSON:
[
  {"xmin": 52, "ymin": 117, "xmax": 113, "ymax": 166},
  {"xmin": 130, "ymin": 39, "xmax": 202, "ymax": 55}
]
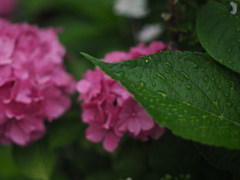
[
  {"xmin": 81, "ymin": 50, "xmax": 240, "ymax": 149},
  {"xmin": 13, "ymin": 141, "xmax": 56, "ymax": 180},
  {"xmin": 196, "ymin": 2, "xmax": 240, "ymax": 73},
  {"xmin": 196, "ymin": 144, "xmax": 240, "ymax": 179}
]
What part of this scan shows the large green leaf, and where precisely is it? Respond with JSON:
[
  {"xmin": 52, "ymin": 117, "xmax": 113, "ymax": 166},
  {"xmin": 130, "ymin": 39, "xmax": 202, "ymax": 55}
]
[
  {"xmin": 81, "ymin": 50, "xmax": 240, "ymax": 149},
  {"xmin": 196, "ymin": 2, "xmax": 240, "ymax": 73},
  {"xmin": 13, "ymin": 141, "xmax": 56, "ymax": 180}
]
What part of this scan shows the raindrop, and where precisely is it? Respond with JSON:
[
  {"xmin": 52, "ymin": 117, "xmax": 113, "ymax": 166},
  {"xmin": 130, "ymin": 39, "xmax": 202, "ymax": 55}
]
[
  {"xmin": 152, "ymin": 82, "xmax": 156, "ymax": 87},
  {"xmin": 140, "ymin": 81, "xmax": 146, "ymax": 87},
  {"xmin": 115, "ymin": 71, "xmax": 125, "ymax": 78},
  {"xmin": 156, "ymin": 91, "xmax": 167, "ymax": 99},
  {"xmin": 149, "ymin": 105, "xmax": 155, "ymax": 109},
  {"xmin": 165, "ymin": 62, "xmax": 173, "ymax": 68},
  {"xmin": 225, "ymin": 93, "xmax": 230, "ymax": 97},
  {"xmin": 186, "ymin": 84, "xmax": 192, "ymax": 90},
  {"xmin": 157, "ymin": 73, "xmax": 167, "ymax": 81},
  {"xmin": 210, "ymin": 76, "xmax": 215, "ymax": 81},
  {"xmin": 145, "ymin": 59, "xmax": 149, "ymax": 63},
  {"xmin": 204, "ymin": 76, "xmax": 209, "ymax": 82},
  {"xmin": 181, "ymin": 72, "xmax": 190, "ymax": 79},
  {"xmin": 165, "ymin": 69, "xmax": 171, "ymax": 74},
  {"xmin": 172, "ymin": 79, "xmax": 176, "ymax": 83},
  {"xmin": 192, "ymin": 64, "xmax": 199, "ymax": 69},
  {"xmin": 136, "ymin": 73, "xmax": 142, "ymax": 78},
  {"xmin": 226, "ymin": 102, "xmax": 233, "ymax": 107}
]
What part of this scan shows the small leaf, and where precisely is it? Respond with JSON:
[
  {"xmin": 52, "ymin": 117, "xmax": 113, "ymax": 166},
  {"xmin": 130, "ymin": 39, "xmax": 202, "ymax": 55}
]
[
  {"xmin": 196, "ymin": 2, "xmax": 240, "ymax": 73},
  {"xmin": 81, "ymin": 50, "xmax": 240, "ymax": 149},
  {"xmin": 13, "ymin": 141, "xmax": 56, "ymax": 180}
]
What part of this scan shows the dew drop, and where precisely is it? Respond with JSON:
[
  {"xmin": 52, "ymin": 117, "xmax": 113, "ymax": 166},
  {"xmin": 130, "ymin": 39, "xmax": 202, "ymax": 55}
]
[
  {"xmin": 204, "ymin": 76, "xmax": 209, "ymax": 82},
  {"xmin": 186, "ymin": 84, "xmax": 192, "ymax": 90},
  {"xmin": 145, "ymin": 59, "xmax": 149, "ymax": 63},
  {"xmin": 218, "ymin": 59, "xmax": 223, "ymax": 63},
  {"xmin": 136, "ymin": 73, "xmax": 142, "ymax": 78},
  {"xmin": 152, "ymin": 82, "xmax": 156, "ymax": 87},
  {"xmin": 227, "ymin": 102, "xmax": 233, "ymax": 107},
  {"xmin": 140, "ymin": 81, "xmax": 146, "ymax": 87},
  {"xmin": 172, "ymin": 79, "xmax": 176, "ymax": 83},
  {"xmin": 115, "ymin": 71, "xmax": 125, "ymax": 78},
  {"xmin": 165, "ymin": 62, "xmax": 173, "ymax": 68},
  {"xmin": 225, "ymin": 93, "xmax": 230, "ymax": 97},
  {"xmin": 181, "ymin": 72, "xmax": 190, "ymax": 79},
  {"xmin": 157, "ymin": 73, "xmax": 167, "ymax": 81},
  {"xmin": 156, "ymin": 91, "xmax": 167, "ymax": 99},
  {"xmin": 165, "ymin": 69, "xmax": 171, "ymax": 74},
  {"xmin": 210, "ymin": 76, "xmax": 215, "ymax": 81},
  {"xmin": 192, "ymin": 64, "xmax": 199, "ymax": 69}
]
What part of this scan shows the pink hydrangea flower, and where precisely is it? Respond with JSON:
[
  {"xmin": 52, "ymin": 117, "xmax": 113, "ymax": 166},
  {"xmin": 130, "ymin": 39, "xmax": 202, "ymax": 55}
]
[
  {"xmin": 77, "ymin": 41, "xmax": 170, "ymax": 152},
  {"xmin": 0, "ymin": 0, "xmax": 16, "ymax": 17},
  {"xmin": 0, "ymin": 18, "xmax": 75, "ymax": 146}
]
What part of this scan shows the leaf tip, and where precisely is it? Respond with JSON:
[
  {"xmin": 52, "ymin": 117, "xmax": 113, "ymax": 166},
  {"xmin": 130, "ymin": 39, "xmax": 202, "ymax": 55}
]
[{"xmin": 80, "ymin": 52, "xmax": 101, "ymax": 65}]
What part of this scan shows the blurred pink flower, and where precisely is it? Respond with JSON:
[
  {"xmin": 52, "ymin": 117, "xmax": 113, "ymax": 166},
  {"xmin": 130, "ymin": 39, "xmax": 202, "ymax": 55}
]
[
  {"xmin": 0, "ymin": 0, "xmax": 16, "ymax": 16},
  {"xmin": 0, "ymin": 18, "xmax": 75, "ymax": 146},
  {"xmin": 77, "ymin": 41, "xmax": 170, "ymax": 152}
]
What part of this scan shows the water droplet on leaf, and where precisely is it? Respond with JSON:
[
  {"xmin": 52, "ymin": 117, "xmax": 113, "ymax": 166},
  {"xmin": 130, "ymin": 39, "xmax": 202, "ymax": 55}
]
[{"xmin": 186, "ymin": 84, "xmax": 192, "ymax": 90}]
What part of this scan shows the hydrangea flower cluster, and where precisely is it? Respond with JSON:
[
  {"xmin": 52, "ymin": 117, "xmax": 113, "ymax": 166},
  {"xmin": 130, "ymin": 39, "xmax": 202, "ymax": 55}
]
[
  {"xmin": 77, "ymin": 41, "xmax": 171, "ymax": 152},
  {"xmin": 0, "ymin": 18, "xmax": 75, "ymax": 146},
  {"xmin": 0, "ymin": 0, "xmax": 16, "ymax": 17}
]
